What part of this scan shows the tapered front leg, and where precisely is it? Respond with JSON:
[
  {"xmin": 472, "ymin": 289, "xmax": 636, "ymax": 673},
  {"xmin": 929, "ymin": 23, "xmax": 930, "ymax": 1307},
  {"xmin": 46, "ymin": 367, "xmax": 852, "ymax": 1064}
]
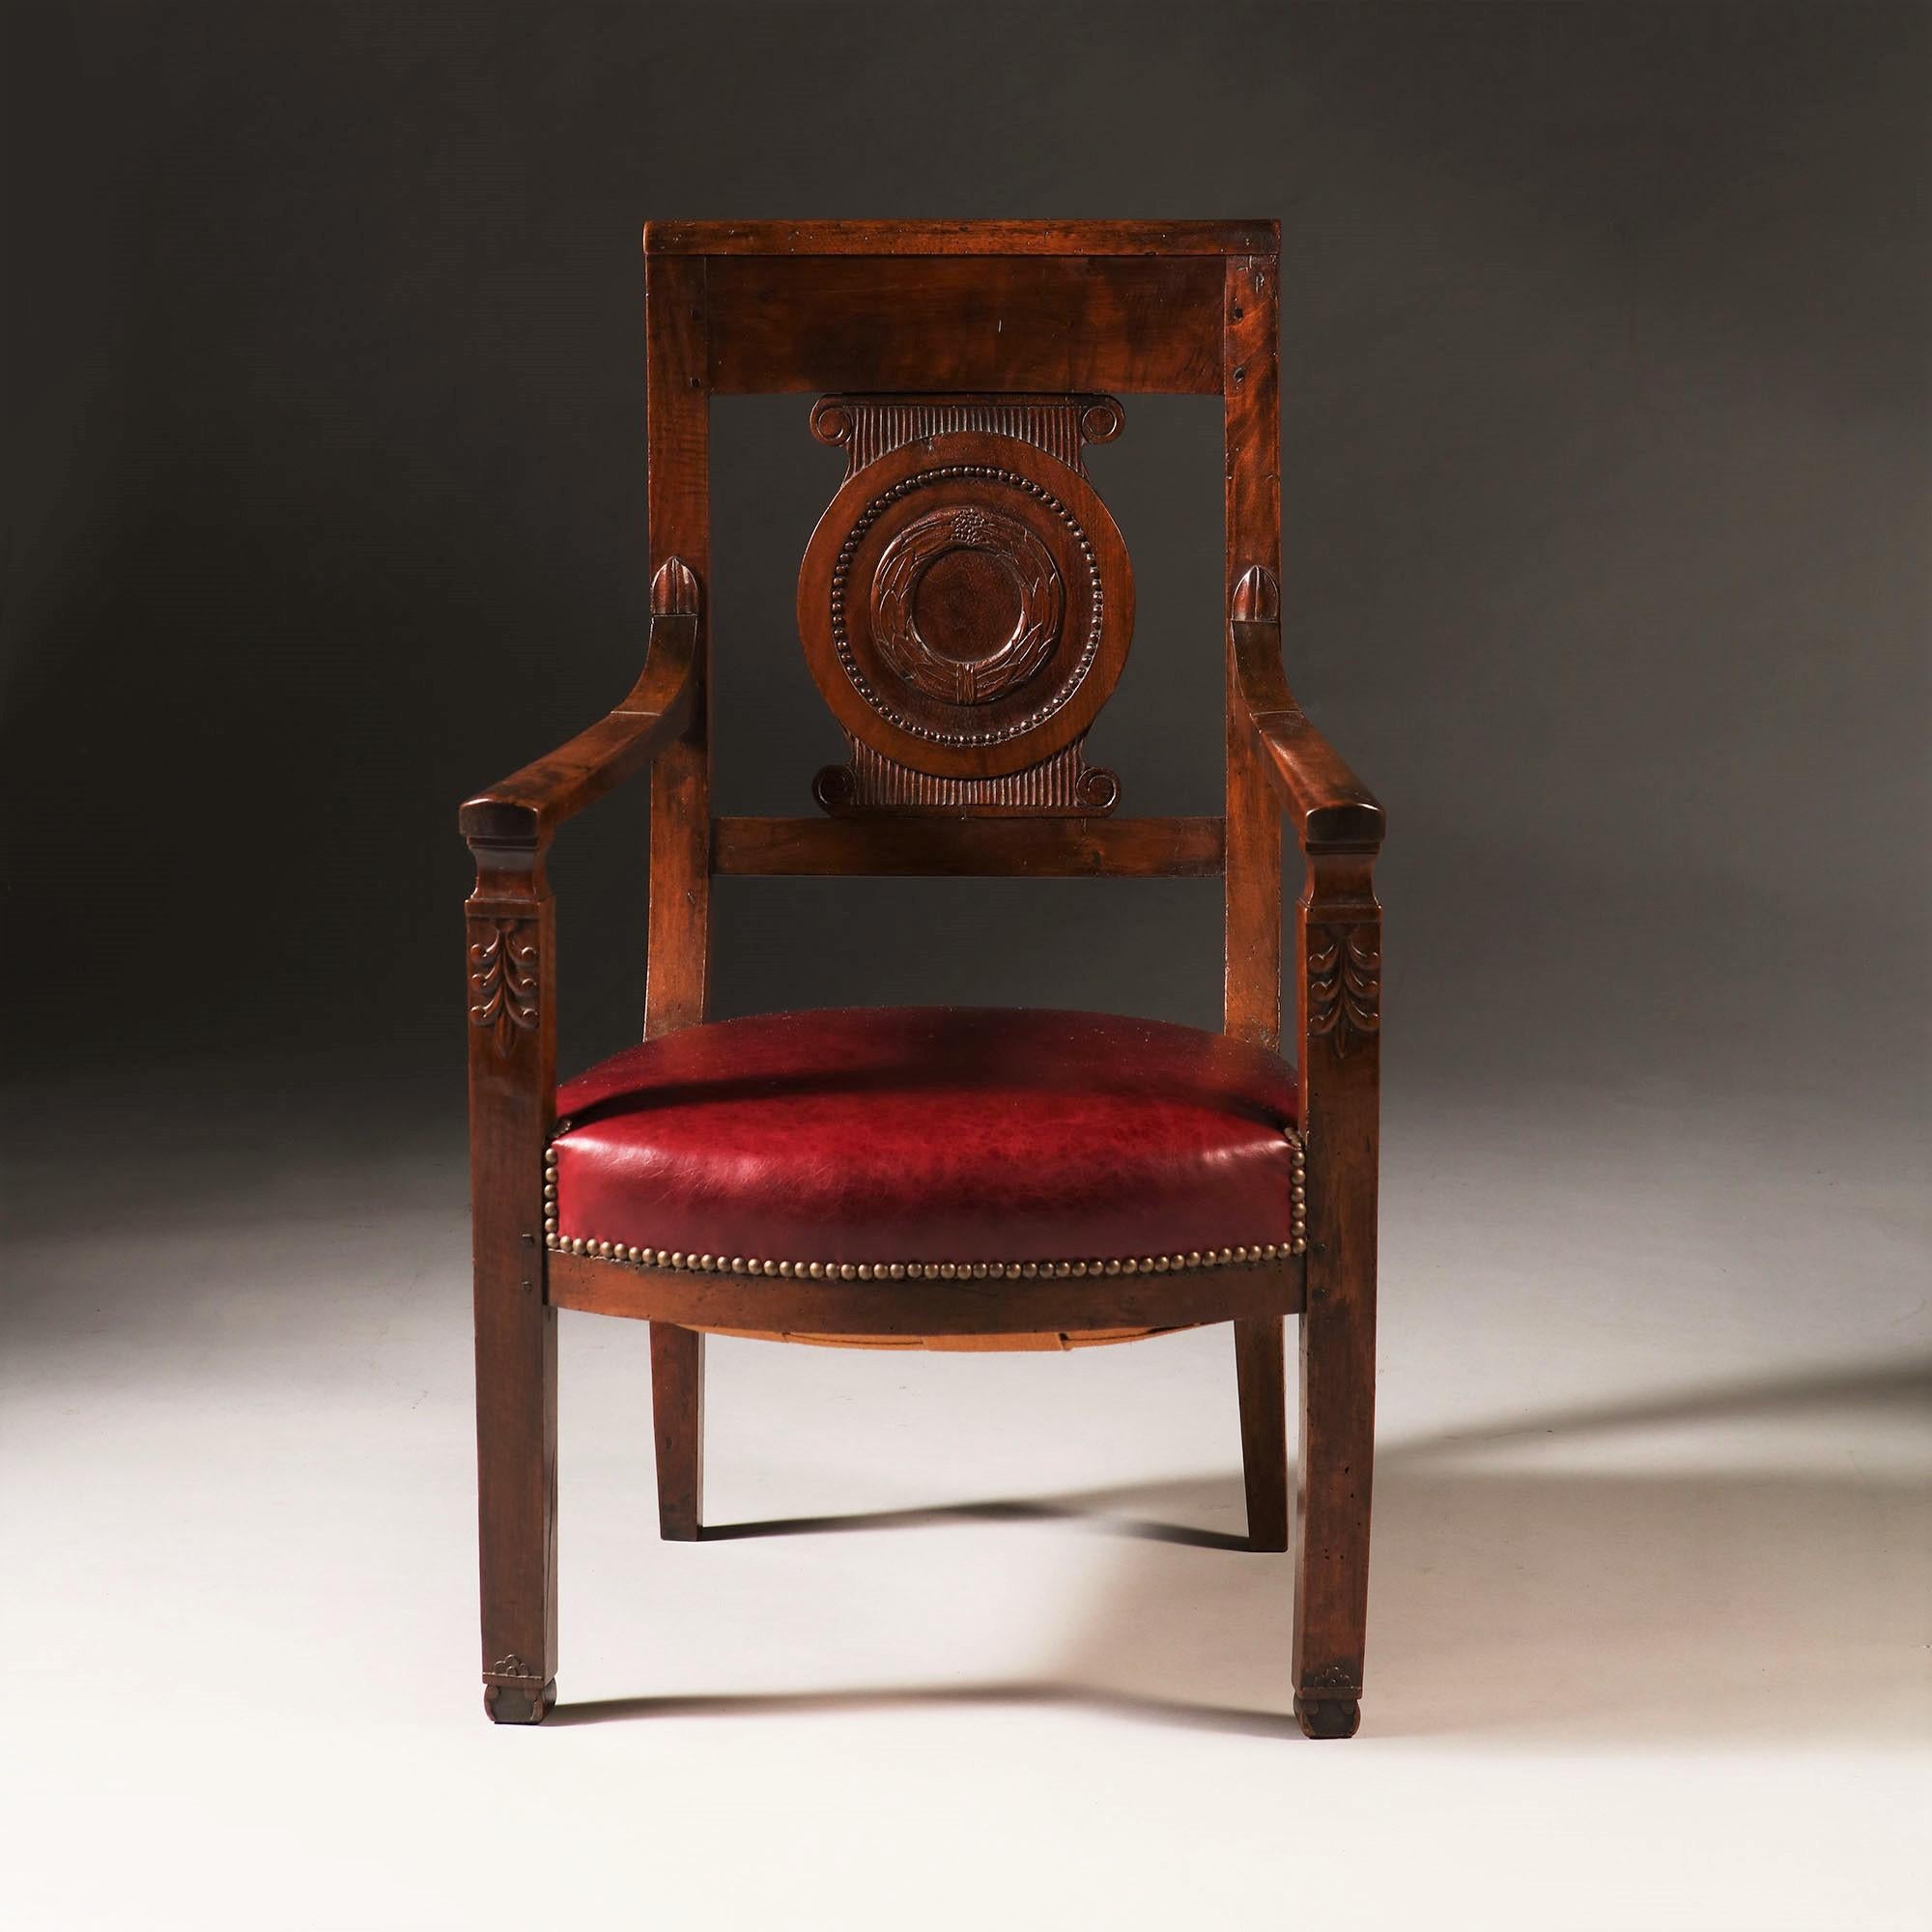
[
  {"xmin": 650, "ymin": 1322, "xmax": 705, "ymax": 1540},
  {"xmin": 476, "ymin": 1293, "xmax": 556, "ymax": 1724},
  {"xmin": 468, "ymin": 876, "xmax": 558, "ymax": 1725},
  {"xmin": 1292, "ymin": 1280, "xmax": 1374, "ymax": 1738},
  {"xmin": 1234, "ymin": 1318, "xmax": 1290, "ymax": 1551},
  {"xmin": 1291, "ymin": 855, "xmax": 1379, "ymax": 1739}
]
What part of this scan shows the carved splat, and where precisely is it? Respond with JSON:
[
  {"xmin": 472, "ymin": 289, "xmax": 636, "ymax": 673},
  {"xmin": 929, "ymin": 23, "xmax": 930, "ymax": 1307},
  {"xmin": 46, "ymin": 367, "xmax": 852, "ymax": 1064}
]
[{"xmin": 799, "ymin": 394, "xmax": 1132, "ymax": 814}]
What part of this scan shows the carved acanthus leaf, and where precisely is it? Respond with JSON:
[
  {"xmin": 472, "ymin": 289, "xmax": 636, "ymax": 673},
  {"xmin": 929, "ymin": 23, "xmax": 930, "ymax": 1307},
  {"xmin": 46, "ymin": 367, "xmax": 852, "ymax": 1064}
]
[
  {"xmin": 483, "ymin": 1652, "xmax": 547, "ymax": 1686},
  {"xmin": 1302, "ymin": 1661, "xmax": 1361, "ymax": 1694},
  {"xmin": 1307, "ymin": 923, "xmax": 1380, "ymax": 1059},
  {"xmin": 469, "ymin": 920, "xmax": 540, "ymax": 1049}
]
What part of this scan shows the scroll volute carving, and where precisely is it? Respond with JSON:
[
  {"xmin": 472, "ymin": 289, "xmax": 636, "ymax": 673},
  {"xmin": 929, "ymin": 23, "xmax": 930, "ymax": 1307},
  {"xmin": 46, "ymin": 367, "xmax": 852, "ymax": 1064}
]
[{"xmin": 798, "ymin": 394, "xmax": 1133, "ymax": 815}]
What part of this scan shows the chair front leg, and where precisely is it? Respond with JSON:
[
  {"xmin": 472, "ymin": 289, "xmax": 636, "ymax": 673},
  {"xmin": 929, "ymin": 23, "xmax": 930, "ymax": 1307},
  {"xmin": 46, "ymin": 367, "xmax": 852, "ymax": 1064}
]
[
  {"xmin": 1291, "ymin": 853, "xmax": 1380, "ymax": 1739},
  {"xmin": 467, "ymin": 851, "xmax": 558, "ymax": 1723}
]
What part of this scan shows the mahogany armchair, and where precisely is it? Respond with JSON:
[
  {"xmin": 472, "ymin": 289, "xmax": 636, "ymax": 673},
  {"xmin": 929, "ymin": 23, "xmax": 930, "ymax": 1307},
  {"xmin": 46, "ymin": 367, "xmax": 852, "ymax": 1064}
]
[{"xmin": 461, "ymin": 220, "xmax": 1384, "ymax": 1737}]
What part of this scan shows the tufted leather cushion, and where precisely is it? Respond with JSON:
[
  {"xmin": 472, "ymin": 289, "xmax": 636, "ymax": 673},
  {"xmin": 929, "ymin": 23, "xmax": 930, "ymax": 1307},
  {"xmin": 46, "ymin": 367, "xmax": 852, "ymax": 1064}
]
[{"xmin": 551, "ymin": 1007, "xmax": 1299, "ymax": 1267}]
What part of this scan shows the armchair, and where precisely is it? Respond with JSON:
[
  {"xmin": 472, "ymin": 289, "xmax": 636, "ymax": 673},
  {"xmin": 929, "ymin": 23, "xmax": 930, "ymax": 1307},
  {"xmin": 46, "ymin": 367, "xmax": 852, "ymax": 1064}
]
[{"xmin": 462, "ymin": 220, "xmax": 1383, "ymax": 1739}]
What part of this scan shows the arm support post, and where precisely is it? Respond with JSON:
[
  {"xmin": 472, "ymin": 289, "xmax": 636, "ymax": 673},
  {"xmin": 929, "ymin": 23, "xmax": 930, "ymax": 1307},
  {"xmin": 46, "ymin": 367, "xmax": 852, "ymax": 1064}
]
[
  {"xmin": 1229, "ymin": 565, "xmax": 1383, "ymax": 1735},
  {"xmin": 461, "ymin": 555, "xmax": 699, "ymax": 1719}
]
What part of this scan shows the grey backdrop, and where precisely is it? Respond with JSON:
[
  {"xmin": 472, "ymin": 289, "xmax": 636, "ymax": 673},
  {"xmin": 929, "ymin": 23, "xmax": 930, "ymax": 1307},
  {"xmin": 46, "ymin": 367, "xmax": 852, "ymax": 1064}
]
[
  {"xmin": 2, "ymin": 14, "xmax": 1928, "ymax": 1903},
  {"xmin": 3, "ymin": 1, "xmax": 1925, "ymax": 1127}
]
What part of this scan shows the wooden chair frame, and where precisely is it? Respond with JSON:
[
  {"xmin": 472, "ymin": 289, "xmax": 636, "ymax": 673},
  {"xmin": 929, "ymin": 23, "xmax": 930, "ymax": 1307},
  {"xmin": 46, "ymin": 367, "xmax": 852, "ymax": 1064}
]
[{"xmin": 461, "ymin": 220, "xmax": 1384, "ymax": 1737}]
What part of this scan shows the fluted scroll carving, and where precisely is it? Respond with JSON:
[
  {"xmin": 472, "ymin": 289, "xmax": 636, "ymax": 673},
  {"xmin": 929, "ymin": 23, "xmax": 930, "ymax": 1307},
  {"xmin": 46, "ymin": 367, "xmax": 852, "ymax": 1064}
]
[
  {"xmin": 814, "ymin": 741, "xmax": 1119, "ymax": 814},
  {"xmin": 811, "ymin": 392, "xmax": 1123, "ymax": 475}
]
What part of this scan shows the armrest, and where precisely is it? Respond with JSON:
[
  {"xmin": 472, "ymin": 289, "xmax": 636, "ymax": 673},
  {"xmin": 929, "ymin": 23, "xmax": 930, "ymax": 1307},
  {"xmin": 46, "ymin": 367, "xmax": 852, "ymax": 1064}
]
[
  {"xmin": 459, "ymin": 557, "xmax": 700, "ymax": 848},
  {"xmin": 1230, "ymin": 567, "xmax": 1385, "ymax": 853}
]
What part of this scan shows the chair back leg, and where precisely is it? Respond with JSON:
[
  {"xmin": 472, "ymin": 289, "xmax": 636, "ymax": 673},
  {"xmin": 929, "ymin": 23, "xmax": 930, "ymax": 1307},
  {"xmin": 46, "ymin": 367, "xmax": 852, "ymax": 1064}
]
[
  {"xmin": 651, "ymin": 1322, "xmax": 706, "ymax": 1540},
  {"xmin": 1234, "ymin": 1317, "xmax": 1291, "ymax": 1551}
]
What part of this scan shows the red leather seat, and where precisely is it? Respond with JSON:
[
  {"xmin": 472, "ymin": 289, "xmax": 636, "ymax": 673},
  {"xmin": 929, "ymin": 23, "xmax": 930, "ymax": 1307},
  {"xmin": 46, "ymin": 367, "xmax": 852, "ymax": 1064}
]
[{"xmin": 550, "ymin": 1007, "xmax": 1300, "ymax": 1273}]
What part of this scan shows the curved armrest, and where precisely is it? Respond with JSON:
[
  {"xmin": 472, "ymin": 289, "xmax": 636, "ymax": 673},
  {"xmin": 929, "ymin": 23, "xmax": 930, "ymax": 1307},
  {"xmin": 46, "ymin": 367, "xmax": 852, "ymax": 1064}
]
[
  {"xmin": 459, "ymin": 558, "xmax": 700, "ymax": 848},
  {"xmin": 1231, "ymin": 568, "xmax": 1385, "ymax": 854}
]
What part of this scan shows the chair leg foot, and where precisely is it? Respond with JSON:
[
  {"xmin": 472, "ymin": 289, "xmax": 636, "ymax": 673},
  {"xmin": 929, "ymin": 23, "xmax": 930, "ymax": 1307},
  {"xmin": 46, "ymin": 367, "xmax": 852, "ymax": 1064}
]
[
  {"xmin": 1293, "ymin": 1693, "xmax": 1360, "ymax": 1741},
  {"xmin": 485, "ymin": 1678, "xmax": 555, "ymax": 1725}
]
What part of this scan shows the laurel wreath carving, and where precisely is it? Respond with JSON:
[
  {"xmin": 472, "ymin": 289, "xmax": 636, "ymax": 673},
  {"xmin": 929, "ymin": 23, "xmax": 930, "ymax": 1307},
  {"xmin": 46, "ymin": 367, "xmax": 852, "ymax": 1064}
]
[
  {"xmin": 870, "ymin": 505, "xmax": 1064, "ymax": 705},
  {"xmin": 1306, "ymin": 923, "xmax": 1380, "ymax": 1059},
  {"xmin": 469, "ymin": 921, "xmax": 539, "ymax": 1049}
]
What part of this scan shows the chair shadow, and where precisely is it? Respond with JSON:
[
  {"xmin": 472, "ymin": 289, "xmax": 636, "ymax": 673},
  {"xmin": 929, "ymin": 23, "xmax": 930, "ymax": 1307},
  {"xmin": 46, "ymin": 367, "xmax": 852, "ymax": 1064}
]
[
  {"xmin": 551, "ymin": 1358, "xmax": 1932, "ymax": 1745},
  {"xmin": 698, "ymin": 1496, "xmax": 1251, "ymax": 1551},
  {"xmin": 550, "ymin": 1681, "xmax": 1302, "ymax": 1739}
]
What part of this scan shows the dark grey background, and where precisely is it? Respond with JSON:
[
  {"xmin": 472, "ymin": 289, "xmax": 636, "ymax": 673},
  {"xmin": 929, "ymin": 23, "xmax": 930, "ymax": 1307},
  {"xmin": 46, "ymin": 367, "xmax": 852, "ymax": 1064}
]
[
  {"xmin": 1, "ymin": 14, "xmax": 1926, "ymax": 1889},
  {"xmin": 4, "ymin": 1, "xmax": 1925, "ymax": 1125}
]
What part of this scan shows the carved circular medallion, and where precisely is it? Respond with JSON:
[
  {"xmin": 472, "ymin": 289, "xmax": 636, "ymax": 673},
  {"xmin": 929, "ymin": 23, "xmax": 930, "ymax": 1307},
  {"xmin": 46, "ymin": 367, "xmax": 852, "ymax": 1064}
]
[{"xmin": 798, "ymin": 431, "xmax": 1134, "ymax": 778}]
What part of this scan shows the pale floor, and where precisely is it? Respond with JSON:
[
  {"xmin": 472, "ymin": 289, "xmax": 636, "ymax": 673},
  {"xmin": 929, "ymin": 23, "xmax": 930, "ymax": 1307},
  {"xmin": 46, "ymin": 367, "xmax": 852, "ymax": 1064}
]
[{"xmin": 3, "ymin": 1068, "xmax": 1927, "ymax": 1930}]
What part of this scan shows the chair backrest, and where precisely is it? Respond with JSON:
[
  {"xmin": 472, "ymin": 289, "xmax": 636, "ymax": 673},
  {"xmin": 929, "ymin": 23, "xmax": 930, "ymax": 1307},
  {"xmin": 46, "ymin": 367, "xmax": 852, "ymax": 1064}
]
[{"xmin": 641, "ymin": 220, "xmax": 1286, "ymax": 1051}]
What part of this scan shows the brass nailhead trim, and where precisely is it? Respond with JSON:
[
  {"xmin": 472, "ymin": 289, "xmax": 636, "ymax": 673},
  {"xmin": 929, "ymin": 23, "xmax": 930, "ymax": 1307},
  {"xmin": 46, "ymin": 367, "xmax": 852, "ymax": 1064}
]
[
  {"xmin": 1287, "ymin": 1126, "xmax": 1307, "ymax": 1255},
  {"xmin": 542, "ymin": 1128, "xmax": 1309, "ymax": 1273}
]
